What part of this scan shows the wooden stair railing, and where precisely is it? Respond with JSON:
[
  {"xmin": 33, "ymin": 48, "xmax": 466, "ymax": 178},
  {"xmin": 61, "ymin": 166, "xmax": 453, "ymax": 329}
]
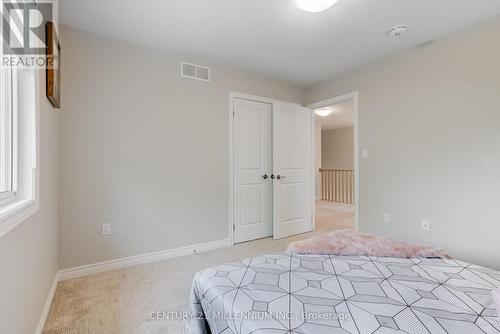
[{"xmin": 320, "ymin": 169, "xmax": 354, "ymax": 204}]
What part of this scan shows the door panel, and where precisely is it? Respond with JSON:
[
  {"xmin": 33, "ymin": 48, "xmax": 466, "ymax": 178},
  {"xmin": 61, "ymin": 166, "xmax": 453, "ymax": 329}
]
[
  {"xmin": 273, "ymin": 102, "xmax": 313, "ymax": 239},
  {"xmin": 234, "ymin": 98, "xmax": 273, "ymax": 243},
  {"xmin": 241, "ymin": 184, "xmax": 263, "ymax": 225},
  {"xmin": 282, "ymin": 183, "xmax": 307, "ymax": 221}
]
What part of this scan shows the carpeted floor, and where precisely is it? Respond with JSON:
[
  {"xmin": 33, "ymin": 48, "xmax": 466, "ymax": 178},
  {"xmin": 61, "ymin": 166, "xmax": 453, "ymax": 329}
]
[{"xmin": 43, "ymin": 202, "xmax": 354, "ymax": 334}]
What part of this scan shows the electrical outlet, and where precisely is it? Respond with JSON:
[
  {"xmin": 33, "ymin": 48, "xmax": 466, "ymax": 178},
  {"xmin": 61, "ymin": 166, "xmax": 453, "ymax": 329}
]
[
  {"xmin": 102, "ymin": 223, "xmax": 111, "ymax": 235},
  {"xmin": 384, "ymin": 214, "xmax": 391, "ymax": 224},
  {"xmin": 421, "ymin": 220, "xmax": 430, "ymax": 232}
]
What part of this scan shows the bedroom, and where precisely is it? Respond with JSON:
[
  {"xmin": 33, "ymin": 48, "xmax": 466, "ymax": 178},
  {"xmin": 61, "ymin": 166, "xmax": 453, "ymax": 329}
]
[{"xmin": 0, "ymin": 0, "xmax": 499, "ymax": 333}]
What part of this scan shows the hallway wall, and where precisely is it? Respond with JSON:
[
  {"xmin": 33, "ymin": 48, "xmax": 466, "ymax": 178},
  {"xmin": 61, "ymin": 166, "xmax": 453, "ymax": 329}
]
[{"xmin": 321, "ymin": 127, "xmax": 354, "ymax": 170}]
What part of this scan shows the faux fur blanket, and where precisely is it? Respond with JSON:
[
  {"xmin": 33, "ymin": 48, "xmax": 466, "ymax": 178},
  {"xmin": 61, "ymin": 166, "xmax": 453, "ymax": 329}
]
[{"xmin": 286, "ymin": 229, "xmax": 451, "ymax": 259}]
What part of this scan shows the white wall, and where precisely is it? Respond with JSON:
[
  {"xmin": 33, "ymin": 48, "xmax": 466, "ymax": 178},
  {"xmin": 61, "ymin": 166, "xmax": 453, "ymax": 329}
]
[
  {"xmin": 306, "ymin": 16, "xmax": 500, "ymax": 270},
  {"xmin": 321, "ymin": 127, "xmax": 354, "ymax": 170},
  {"xmin": 58, "ymin": 26, "xmax": 305, "ymax": 269},
  {"xmin": 57, "ymin": 16, "xmax": 500, "ymax": 271},
  {"xmin": 0, "ymin": 72, "xmax": 59, "ymax": 333}
]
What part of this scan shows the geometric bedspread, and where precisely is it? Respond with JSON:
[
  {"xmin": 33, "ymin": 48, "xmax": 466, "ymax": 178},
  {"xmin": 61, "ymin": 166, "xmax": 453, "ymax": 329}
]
[{"xmin": 185, "ymin": 253, "xmax": 500, "ymax": 334}]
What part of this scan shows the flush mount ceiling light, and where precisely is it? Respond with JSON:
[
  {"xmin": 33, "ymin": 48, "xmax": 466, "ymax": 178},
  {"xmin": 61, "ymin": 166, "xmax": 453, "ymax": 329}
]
[
  {"xmin": 315, "ymin": 107, "xmax": 336, "ymax": 117},
  {"xmin": 295, "ymin": 0, "xmax": 339, "ymax": 13},
  {"xmin": 388, "ymin": 25, "xmax": 408, "ymax": 38}
]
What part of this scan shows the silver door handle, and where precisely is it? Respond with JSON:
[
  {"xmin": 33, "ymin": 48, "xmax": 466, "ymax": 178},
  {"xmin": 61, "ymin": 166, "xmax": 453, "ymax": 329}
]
[
  {"xmin": 262, "ymin": 174, "xmax": 269, "ymax": 180},
  {"xmin": 276, "ymin": 175, "xmax": 286, "ymax": 180}
]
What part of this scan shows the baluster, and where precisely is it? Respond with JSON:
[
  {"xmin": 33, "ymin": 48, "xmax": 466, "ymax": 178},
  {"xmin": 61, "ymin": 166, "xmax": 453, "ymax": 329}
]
[
  {"xmin": 324, "ymin": 170, "xmax": 327, "ymax": 201},
  {"xmin": 335, "ymin": 170, "xmax": 339, "ymax": 202},
  {"xmin": 351, "ymin": 170, "xmax": 354, "ymax": 204},
  {"xmin": 329, "ymin": 170, "xmax": 332, "ymax": 202},
  {"xmin": 347, "ymin": 170, "xmax": 349, "ymax": 203},
  {"xmin": 347, "ymin": 170, "xmax": 350, "ymax": 204},
  {"xmin": 325, "ymin": 170, "xmax": 328, "ymax": 201},
  {"xmin": 333, "ymin": 170, "xmax": 336, "ymax": 202},
  {"xmin": 342, "ymin": 170, "xmax": 346, "ymax": 203},
  {"xmin": 338, "ymin": 170, "xmax": 341, "ymax": 202},
  {"xmin": 320, "ymin": 170, "xmax": 322, "ymax": 200},
  {"xmin": 332, "ymin": 170, "xmax": 335, "ymax": 202},
  {"xmin": 341, "ymin": 170, "xmax": 344, "ymax": 203},
  {"xmin": 349, "ymin": 170, "xmax": 352, "ymax": 204},
  {"xmin": 320, "ymin": 170, "xmax": 324, "ymax": 200}
]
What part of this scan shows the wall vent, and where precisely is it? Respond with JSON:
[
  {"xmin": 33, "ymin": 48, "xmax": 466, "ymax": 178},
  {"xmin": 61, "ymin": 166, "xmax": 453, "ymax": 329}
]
[{"xmin": 181, "ymin": 62, "xmax": 211, "ymax": 82}]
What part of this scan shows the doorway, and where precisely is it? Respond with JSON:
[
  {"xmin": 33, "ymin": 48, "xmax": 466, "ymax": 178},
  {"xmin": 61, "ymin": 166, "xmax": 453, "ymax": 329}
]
[
  {"xmin": 308, "ymin": 92, "xmax": 359, "ymax": 232},
  {"xmin": 229, "ymin": 93, "xmax": 314, "ymax": 244}
]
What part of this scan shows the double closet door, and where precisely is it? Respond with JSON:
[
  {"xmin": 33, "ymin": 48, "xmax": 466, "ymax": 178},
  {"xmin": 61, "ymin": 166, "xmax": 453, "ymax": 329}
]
[{"xmin": 233, "ymin": 97, "xmax": 313, "ymax": 244}]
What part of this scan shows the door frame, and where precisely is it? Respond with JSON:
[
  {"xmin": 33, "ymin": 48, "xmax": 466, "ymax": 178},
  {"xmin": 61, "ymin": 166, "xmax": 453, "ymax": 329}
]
[
  {"xmin": 307, "ymin": 91, "xmax": 360, "ymax": 231},
  {"xmin": 229, "ymin": 92, "xmax": 315, "ymax": 245}
]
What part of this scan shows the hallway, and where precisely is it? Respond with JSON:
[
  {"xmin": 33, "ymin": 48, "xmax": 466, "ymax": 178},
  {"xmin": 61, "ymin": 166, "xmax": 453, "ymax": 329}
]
[{"xmin": 315, "ymin": 200, "xmax": 355, "ymax": 232}]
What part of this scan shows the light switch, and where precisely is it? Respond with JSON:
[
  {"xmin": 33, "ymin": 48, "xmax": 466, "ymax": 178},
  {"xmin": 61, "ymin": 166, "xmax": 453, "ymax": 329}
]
[
  {"xmin": 384, "ymin": 214, "xmax": 391, "ymax": 224},
  {"xmin": 362, "ymin": 150, "xmax": 369, "ymax": 160},
  {"xmin": 102, "ymin": 223, "xmax": 111, "ymax": 235}
]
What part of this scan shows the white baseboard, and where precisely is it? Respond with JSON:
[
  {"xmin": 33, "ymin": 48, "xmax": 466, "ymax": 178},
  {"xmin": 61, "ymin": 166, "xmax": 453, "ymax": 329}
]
[
  {"xmin": 57, "ymin": 238, "xmax": 231, "ymax": 281},
  {"xmin": 35, "ymin": 275, "xmax": 58, "ymax": 334}
]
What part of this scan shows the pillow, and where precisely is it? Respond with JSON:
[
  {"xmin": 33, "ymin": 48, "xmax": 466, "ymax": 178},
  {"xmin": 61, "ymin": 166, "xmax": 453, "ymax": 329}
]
[{"xmin": 493, "ymin": 288, "xmax": 500, "ymax": 319}]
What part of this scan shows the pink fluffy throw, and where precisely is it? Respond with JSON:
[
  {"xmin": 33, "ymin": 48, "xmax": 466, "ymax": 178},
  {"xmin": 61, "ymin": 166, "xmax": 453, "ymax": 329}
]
[{"xmin": 286, "ymin": 230, "xmax": 451, "ymax": 259}]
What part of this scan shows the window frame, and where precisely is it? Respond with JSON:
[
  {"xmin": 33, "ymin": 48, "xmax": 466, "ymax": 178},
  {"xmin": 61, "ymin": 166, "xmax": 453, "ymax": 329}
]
[
  {"xmin": 0, "ymin": 68, "xmax": 16, "ymax": 206},
  {"xmin": 0, "ymin": 68, "xmax": 39, "ymax": 238}
]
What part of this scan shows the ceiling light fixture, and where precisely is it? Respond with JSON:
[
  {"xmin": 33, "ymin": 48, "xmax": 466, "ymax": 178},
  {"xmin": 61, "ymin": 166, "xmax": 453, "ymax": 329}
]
[
  {"xmin": 315, "ymin": 107, "xmax": 335, "ymax": 117},
  {"xmin": 295, "ymin": 0, "xmax": 339, "ymax": 13},
  {"xmin": 388, "ymin": 25, "xmax": 408, "ymax": 38}
]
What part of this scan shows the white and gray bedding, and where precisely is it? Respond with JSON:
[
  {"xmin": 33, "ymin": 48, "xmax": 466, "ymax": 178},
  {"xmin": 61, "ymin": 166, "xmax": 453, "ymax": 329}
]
[{"xmin": 185, "ymin": 253, "xmax": 500, "ymax": 334}]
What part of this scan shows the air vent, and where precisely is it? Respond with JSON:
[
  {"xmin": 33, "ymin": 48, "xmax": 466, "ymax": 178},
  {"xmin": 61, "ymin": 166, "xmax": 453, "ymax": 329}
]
[{"xmin": 181, "ymin": 62, "xmax": 211, "ymax": 82}]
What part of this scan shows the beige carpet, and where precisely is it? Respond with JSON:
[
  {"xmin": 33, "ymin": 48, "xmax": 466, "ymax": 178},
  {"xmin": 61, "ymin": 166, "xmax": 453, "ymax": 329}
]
[{"xmin": 43, "ymin": 203, "xmax": 354, "ymax": 334}]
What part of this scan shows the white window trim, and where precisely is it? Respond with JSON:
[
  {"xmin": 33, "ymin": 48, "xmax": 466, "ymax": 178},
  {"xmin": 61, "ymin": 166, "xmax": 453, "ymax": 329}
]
[
  {"xmin": 0, "ymin": 191, "xmax": 16, "ymax": 204},
  {"xmin": 0, "ymin": 70, "xmax": 40, "ymax": 238},
  {"xmin": 0, "ymin": 68, "xmax": 15, "ymax": 206}
]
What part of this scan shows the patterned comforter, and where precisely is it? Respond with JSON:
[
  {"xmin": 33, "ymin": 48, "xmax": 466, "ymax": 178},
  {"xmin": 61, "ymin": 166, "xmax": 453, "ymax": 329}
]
[{"xmin": 185, "ymin": 253, "xmax": 500, "ymax": 334}]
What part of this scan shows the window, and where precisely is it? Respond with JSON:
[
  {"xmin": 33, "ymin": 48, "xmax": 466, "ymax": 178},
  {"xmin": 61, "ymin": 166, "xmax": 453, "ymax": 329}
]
[
  {"xmin": 0, "ymin": 68, "xmax": 38, "ymax": 236},
  {"xmin": 0, "ymin": 69, "xmax": 15, "ymax": 204}
]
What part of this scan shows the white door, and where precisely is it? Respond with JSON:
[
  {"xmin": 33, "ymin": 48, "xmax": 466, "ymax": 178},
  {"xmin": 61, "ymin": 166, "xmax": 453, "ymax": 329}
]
[
  {"xmin": 273, "ymin": 102, "xmax": 313, "ymax": 239},
  {"xmin": 233, "ymin": 98, "xmax": 273, "ymax": 243}
]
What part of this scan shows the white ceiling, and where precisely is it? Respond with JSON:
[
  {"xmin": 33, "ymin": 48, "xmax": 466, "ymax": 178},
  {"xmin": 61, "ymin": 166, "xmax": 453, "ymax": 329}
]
[
  {"xmin": 315, "ymin": 100, "xmax": 353, "ymax": 130},
  {"xmin": 60, "ymin": 0, "xmax": 500, "ymax": 86}
]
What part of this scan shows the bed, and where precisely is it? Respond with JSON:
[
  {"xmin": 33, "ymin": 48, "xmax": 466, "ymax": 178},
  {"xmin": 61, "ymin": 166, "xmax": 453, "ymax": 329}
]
[{"xmin": 185, "ymin": 253, "xmax": 500, "ymax": 334}]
